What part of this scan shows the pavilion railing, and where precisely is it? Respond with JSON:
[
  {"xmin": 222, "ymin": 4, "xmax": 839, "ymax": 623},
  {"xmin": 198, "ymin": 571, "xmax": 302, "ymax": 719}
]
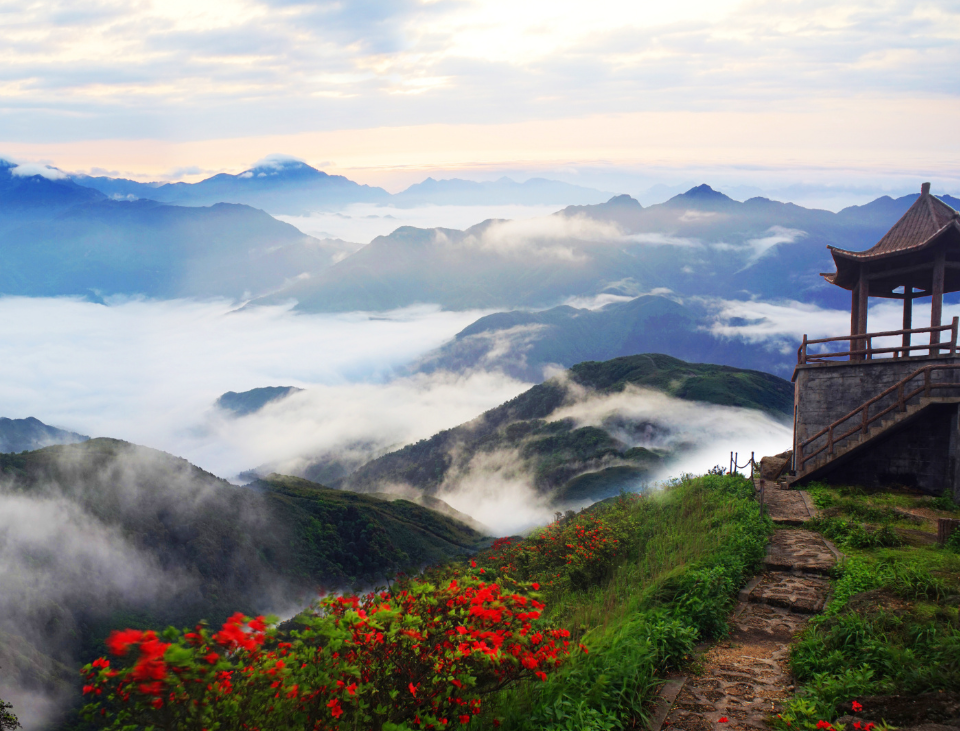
[
  {"xmin": 797, "ymin": 317, "xmax": 959, "ymax": 364},
  {"xmin": 797, "ymin": 363, "xmax": 960, "ymax": 472}
]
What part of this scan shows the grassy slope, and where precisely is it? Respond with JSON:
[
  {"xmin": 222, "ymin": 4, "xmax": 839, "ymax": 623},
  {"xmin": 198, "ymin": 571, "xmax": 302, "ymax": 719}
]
[
  {"xmin": 343, "ymin": 354, "xmax": 792, "ymax": 497},
  {"xmin": 467, "ymin": 473, "xmax": 772, "ymax": 729},
  {"xmin": 778, "ymin": 483, "xmax": 960, "ymax": 730}
]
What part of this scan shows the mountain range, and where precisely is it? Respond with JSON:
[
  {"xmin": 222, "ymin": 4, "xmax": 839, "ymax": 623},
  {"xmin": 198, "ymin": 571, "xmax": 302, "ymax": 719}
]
[
  {"xmin": 5, "ymin": 157, "xmax": 957, "ymax": 319},
  {"xmin": 0, "ymin": 416, "xmax": 89, "ymax": 453},
  {"xmin": 0, "ymin": 161, "xmax": 361, "ymax": 299},
  {"xmin": 70, "ymin": 159, "xmax": 613, "ymax": 213},
  {"xmin": 254, "ymin": 185, "xmax": 960, "ymax": 314}
]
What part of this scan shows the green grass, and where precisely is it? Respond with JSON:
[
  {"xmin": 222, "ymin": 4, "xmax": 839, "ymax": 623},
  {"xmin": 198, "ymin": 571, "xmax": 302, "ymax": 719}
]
[
  {"xmin": 472, "ymin": 473, "xmax": 772, "ymax": 730},
  {"xmin": 778, "ymin": 483, "xmax": 960, "ymax": 730}
]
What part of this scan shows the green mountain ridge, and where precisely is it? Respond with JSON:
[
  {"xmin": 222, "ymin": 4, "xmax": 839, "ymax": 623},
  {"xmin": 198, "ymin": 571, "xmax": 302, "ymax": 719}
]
[{"xmin": 339, "ymin": 353, "xmax": 792, "ymax": 500}]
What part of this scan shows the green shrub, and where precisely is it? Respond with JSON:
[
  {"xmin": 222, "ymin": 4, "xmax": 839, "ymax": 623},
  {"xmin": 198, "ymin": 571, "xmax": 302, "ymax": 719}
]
[
  {"xmin": 932, "ymin": 493, "xmax": 959, "ymax": 512},
  {"xmin": 0, "ymin": 696, "xmax": 19, "ymax": 731},
  {"xmin": 808, "ymin": 517, "xmax": 903, "ymax": 550},
  {"xmin": 946, "ymin": 526, "xmax": 960, "ymax": 552}
]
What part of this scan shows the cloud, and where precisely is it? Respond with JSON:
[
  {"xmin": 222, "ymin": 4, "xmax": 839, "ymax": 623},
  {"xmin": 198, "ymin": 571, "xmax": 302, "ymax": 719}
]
[
  {"xmin": 213, "ymin": 369, "xmax": 532, "ymax": 481},
  {"xmin": 251, "ymin": 154, "xmax": 307, "ymax": 170},
  {"xmin": 546, "ymin": 385, "xmax": 792, "ymax": 480},
  {"xmin": 705, "ymin": 297, "xmax": 960, "ymax": 355},
  {"xmin": 10, "ymin": 162, "xmax": 66, "ymax": 179},
  {"xmin": 456, "ymin": 213, "xmax": 695, "ymax": 261},
  {"xmin": 743, "ymin": 226, "xmax": 806, "ymax": 264},
  {"xmin": 276, "ymin": 203, "xmax": 565, "ymax": 244},
  {"xmin": 0, "ymin": 296, "xmax": 530, "ymax": 480},
  {"xmin": 2, "ymin": 0, "xmax": 957, "ymax": 155}
]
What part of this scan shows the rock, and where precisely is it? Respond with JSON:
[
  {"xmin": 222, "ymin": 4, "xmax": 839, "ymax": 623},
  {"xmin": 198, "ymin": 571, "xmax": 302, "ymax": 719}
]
[{"xmin": 760, "ymin": 450, "xmax": 792, "ymax": 480}]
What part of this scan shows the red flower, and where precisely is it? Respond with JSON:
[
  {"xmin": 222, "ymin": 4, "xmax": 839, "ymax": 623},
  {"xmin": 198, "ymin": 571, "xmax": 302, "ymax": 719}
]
[
  {"xmin": 409, "ymin": 682, "xmax": 417, "ymax": 697},
  {"xmin": 346, "ymin": 683, "xmax": 357, "ymax": 695},
  {"xmin": 718, "ymin": 718, "xmax": 728, "ymax": 723},
  {"xmin": 460, "ymin": 716, "xmax": 470, "ymax": 724},
  {"xmin": 852, "ymin": 701, "xmax": 863, "ymax": 712},
  {"xmin": 105, "ymin": 629, "xmax": 144, "ymax": 656},
  {"xmin": 327, "ymin": 698, "xmax": 343, "ymax": 719}
]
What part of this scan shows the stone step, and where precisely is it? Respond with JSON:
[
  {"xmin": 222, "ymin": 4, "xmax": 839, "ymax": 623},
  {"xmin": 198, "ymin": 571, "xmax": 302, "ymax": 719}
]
[
  {"xmin": 763, "ymin": 529, "xmax": 839, "ymax": 576},
  {"xmin": 745, "ymin": 572, "xmax": 831, "ymax": 614}
]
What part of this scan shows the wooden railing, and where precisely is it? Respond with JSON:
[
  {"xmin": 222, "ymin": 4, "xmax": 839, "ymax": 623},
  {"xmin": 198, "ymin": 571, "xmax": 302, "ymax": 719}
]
[
  {"xmin": 797, "ymin": 317, "xmax": 959, "ymax": 364},
  {"xmin": 797, "ymin": 364, "xmax": 960, "ymax": 471}
]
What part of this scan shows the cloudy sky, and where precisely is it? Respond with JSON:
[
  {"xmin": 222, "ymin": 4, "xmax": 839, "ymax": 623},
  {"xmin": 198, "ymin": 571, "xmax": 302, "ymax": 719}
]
[{"xmin": 1, "ymin": 0, "xmax": 959, "ymax": 191}]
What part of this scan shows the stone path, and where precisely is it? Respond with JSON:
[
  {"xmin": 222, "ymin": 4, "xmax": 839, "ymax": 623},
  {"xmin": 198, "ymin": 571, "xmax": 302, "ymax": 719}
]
[
  {"xmin": 758, "ymin": 482, "xmax": 818, "ymax": 526},
  {"xmin": 654, "ymin": 486, "xmax": 839, "ymax": 731}
]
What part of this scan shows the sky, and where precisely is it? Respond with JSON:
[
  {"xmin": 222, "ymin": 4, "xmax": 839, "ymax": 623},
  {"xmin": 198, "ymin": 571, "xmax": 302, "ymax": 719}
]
[{"xmin": 1, "ymin": 0, "xmax": 958, "ymax": 196}]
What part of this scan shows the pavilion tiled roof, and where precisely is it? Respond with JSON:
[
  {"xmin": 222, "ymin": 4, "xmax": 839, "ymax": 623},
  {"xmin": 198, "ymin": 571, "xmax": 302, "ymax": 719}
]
[{"xmin": 829, "ymin": 183, "xmax": 960, "ymax": 262}]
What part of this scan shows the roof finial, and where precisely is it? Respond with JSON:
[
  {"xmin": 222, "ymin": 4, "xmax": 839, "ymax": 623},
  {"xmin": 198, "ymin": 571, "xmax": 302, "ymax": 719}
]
[{"xmin": 921, "ymin": 182, "xmax": 931, "ymax": 195}]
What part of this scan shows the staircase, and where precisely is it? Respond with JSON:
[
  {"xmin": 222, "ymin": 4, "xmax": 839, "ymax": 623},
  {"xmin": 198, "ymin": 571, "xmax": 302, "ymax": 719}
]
[{"xmin": 792, "ymin": 364, "xmax": 960, "ymax": 485}]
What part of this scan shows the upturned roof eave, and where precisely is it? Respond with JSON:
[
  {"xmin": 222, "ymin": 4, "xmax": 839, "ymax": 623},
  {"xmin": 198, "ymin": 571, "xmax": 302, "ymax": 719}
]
[
  {"xmin": 828, "ymin": 219, "xmax": 960, "ymax": 261},
  {"xmin": 822, "ymin": 221, "xmax": 960, "ymax": 291}
]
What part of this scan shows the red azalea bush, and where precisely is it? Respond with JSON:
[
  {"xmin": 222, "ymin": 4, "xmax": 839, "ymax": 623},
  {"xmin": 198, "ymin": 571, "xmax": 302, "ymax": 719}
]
[
  {"xmin": 80, "ymin": 572, "xmax": 577, "ymax": 730},
  {"xmin": 480, "ymin": 496, "xmax": 640, "ymax": 591}
]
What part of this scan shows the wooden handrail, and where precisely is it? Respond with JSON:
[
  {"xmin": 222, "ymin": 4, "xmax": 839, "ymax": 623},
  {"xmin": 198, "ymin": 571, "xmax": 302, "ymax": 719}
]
[
  {"xmin": 797, "ymin": 364, "xmax": 960, "ymax": 471},
  {"xmin": 799, "ymin": 316, "xmax": 960, "ymax": 364},
  {"xmin": 804, "ymin": 322, "xmax": 954, "ymax": 346}
]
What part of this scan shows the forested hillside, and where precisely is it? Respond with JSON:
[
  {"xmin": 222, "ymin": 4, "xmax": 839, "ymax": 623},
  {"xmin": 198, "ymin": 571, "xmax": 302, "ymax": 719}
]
[
  {"xmin": 0, "ymin": 439, "xmax": 485, "ymax": 729},
  {"xmin": 340, "ymin": 354, "xmax": 792, "ymax": 500}
]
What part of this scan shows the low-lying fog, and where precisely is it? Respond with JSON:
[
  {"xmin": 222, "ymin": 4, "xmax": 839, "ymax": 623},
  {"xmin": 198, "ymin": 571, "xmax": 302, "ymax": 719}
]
[
  {"xmin": 0, "ymin": 296, "xmax": 530, "ymax": 479},
  {"xmin": 277, "ymin": 203, "xmax": 565, "ymax": 244},
  {"xmin": 4, "ymin": 291, "xmax": 942, "ymax": 505}
]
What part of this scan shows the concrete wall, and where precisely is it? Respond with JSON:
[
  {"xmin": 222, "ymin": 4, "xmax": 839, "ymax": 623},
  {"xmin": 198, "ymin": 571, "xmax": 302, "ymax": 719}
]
[{"xmin": 793, "ymin": 355, "xmax": 960, "ymax": 496}]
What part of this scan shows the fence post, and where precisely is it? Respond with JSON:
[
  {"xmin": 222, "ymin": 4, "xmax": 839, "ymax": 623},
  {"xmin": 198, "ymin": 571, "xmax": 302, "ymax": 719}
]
[
  {"xmin": 750, "ymin": 451, "xmax": 755, "ymax": 480},
  {"xmin": 800, "ymin": 334, "xmax": 807, "ymax": 365},
  {"xmin": 952, "ymin": 317, "xmax": 958, "ymax": 355},
  {"xmin": 729, "ymin": 452, "xmax": 733, "ymax": 474}
]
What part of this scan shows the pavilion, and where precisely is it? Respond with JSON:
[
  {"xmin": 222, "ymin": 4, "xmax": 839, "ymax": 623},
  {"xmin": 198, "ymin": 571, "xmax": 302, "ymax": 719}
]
[
  {"xmin": 790, "ymin": 183, "xmax": 960, "ymax": 497},
  {"xmin": 822, "ymin": 182, "xmax": 960, "ymax": 359}
]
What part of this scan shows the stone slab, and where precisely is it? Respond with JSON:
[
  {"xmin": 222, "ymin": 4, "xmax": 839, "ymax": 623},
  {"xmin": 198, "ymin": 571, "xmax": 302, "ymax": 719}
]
[
  {"xmin": 764, "ymin": 530, "xmax": 837, "ymax": 575},
  {"xmin": 747, "ymin": 572, "xmax": 831, "ymax": 614}
]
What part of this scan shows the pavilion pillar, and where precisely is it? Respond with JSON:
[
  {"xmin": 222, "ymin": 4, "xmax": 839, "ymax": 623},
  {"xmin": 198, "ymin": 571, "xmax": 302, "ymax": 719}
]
[
  {"xmin": 902, "ymin": 286, "xmax": 913, "ymax": 356},
  {"xmin": 857, "ymin": 267, "xmax": 869, "ymax": 360},
  {"xmin": 931, "ymin": 249, "xmax": 946, "ymax": 356},
  {"xmin": 850, "ymin": 284, "xmax": 860, "ymax": 360}
]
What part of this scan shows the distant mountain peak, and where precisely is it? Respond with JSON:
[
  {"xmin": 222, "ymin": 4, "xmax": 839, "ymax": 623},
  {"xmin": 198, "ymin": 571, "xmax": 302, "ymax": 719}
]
[
  {"xmin": 662, "ymin": 184, "xmax": 737, "ymax": 209},
  {"xmin": 238, "ymin": 158, "xmax": 328, "ymax": 181},
  {"xmin": 605, "ymin": 194, "xmax": 643, "ymax": 208},
  {"xmin": 216, "ymin": 386, "xmax": 304, "ymax": 417},
  {"xmin": 683, "ymin": 184, "xmax": 729, "ymax": 199}
]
